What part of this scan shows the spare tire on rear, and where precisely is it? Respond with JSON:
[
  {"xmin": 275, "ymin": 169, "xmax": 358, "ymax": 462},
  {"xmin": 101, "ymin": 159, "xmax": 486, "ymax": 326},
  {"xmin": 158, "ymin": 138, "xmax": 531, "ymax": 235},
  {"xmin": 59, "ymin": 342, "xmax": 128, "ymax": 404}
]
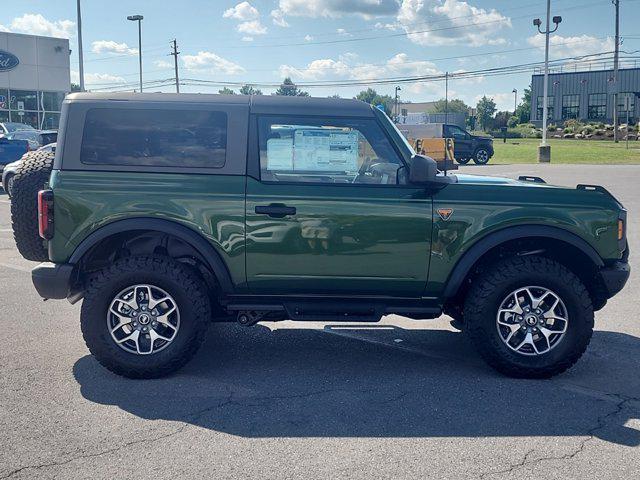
[{"xmin": 10, "ymin": 150, "xmax": 55, "ymax": 261}]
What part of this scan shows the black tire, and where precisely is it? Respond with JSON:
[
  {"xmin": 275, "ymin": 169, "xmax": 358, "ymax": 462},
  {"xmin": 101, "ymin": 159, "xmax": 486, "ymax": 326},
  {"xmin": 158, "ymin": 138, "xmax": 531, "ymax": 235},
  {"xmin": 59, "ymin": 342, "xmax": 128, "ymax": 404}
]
[
  {"xmin": 81, "ymin": 255, "xmax": 211, "ymax": 379},
  {"xmin": 10, "ymin": 150, "xmax": 55, "ymax": 261},
  {"xmin": 456, "ymin": 157, "xmax": 471, "ymax": 165},
  {"xmin": 472, "ymin": 148, "xmax": 491, "ymax": 165},
  {"xmin": 4, "ymin": 173, "xmax": 15, "ymax": 198},
  {"xmin": 465, "ymin": 256, "xmax": 593, "ymax": 379}
]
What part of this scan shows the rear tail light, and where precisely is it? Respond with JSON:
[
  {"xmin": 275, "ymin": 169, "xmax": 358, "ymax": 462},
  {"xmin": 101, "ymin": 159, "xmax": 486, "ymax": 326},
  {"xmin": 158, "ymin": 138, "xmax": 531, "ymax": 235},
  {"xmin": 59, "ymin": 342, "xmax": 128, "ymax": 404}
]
[{"xmin": 38, "ymin": 190, "xmax": 54, "ymax": 240}]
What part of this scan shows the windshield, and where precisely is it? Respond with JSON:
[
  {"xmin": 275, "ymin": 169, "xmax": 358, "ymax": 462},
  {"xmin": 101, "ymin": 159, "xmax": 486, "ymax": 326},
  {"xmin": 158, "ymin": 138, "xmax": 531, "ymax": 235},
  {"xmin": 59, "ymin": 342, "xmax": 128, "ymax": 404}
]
[
  {"xmin": 4, "ymin": 123, "xmax": 36, "ymax": 133},
  {"xmin": 372, "ymin": 107, "xmax": 415, "ymax": 157}
]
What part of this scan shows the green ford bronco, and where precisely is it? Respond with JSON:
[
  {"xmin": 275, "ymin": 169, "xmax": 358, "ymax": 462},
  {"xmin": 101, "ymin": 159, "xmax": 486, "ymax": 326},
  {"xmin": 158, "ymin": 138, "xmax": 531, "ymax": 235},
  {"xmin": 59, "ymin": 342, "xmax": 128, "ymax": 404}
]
[{"xmin": 12, "ymin": 93, "xmax": 629, "ymax": 379}]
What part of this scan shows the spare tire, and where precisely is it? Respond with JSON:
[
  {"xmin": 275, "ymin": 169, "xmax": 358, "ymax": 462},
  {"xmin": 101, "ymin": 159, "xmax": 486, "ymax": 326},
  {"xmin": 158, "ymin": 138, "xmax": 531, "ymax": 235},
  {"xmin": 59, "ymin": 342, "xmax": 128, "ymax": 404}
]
[{"xmin": 10, "ymin": 150, "xmax": 55, "ymax": 261}]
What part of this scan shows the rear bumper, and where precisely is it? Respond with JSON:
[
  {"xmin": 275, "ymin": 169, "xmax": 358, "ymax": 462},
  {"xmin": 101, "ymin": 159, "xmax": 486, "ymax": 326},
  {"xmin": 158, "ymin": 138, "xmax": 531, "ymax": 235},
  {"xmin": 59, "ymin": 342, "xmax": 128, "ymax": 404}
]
[
  {"xmin": 32, "ymin": 262, "xmax": 74, "ymax": 299},
  {"xmin": 599, "ymin": 261, "xmax": 630, "ymax": 298}
]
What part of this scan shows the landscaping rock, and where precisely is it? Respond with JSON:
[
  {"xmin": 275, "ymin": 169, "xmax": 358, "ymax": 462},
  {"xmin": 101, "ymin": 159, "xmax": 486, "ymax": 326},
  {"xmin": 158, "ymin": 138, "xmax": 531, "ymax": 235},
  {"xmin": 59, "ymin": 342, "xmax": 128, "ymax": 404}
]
[{"xmin": 563, "ymin": 133, "xmax": 575, "ymax": 139}]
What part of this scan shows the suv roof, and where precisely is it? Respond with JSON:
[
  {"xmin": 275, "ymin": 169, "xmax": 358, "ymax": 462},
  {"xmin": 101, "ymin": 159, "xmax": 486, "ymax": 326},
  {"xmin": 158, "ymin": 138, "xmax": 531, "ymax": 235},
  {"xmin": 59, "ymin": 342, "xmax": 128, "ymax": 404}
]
[{"xmin": 64, "ymin": 92, "xmax": 375, "ymax": 117}]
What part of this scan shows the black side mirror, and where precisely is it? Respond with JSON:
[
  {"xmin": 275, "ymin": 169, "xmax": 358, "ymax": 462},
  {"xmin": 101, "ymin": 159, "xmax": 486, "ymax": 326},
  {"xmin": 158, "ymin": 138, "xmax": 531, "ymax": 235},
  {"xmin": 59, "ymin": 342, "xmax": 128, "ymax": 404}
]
[{"xmin": 409, "ymin": 155, "xmax": 438, "ymax": 184}]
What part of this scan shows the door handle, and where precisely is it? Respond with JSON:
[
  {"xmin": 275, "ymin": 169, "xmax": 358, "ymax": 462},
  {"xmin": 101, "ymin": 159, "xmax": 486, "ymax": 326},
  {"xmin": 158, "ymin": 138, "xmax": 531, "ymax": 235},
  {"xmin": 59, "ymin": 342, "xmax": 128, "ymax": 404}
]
[{"xmin": 255, "ymin": 204, "xmax": 297, "ymax": 218}]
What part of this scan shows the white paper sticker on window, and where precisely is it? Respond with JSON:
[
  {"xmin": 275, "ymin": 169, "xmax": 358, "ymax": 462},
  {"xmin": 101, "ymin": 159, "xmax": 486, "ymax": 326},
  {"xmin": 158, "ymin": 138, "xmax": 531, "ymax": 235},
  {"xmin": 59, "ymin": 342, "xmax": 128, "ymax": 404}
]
[
  {"xmin": 293, "ymin": 129, "xmax": 358, "ymax": 172},
  {"xmin": 266, "ymin": 138, "xmax": 294, "ymax": 170}
]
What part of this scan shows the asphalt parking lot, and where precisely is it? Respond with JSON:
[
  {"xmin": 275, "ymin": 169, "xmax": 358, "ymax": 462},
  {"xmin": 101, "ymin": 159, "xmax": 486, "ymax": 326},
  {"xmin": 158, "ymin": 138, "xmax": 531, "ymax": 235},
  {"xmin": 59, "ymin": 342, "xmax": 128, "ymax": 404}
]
[{"xmin": 0, "ymin": 164, "xmax": 639, "ymax": 479}]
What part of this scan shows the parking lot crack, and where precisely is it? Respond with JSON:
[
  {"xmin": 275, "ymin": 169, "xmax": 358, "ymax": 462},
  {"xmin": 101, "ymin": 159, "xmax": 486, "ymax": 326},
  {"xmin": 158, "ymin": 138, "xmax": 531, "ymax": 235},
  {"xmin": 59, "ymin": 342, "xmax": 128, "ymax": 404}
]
[{"xmin": 478, "ymin": 394, "xmax": 636, "ymax": 479}]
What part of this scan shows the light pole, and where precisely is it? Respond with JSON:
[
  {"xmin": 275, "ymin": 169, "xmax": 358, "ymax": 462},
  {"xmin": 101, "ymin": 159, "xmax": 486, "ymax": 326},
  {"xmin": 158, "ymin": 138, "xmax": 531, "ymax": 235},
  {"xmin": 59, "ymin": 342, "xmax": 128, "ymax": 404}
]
[
  {"xmin": 76, "ymin": 0, "xmax": 85, "ymax": 91},
  {"xmin": 394, "ymin": 86, "xmax": 401, "ymax": 121},
  {"xmin": 512, "ymin": 88, "xmax": 518, "ymax": 116},
  {"xmin": 533, "ymin": 2, "xmax": 561, "ymax": 163},
  {"xmin": 127, "ymin": 15, "xmax": 144, "ymax": 92}
]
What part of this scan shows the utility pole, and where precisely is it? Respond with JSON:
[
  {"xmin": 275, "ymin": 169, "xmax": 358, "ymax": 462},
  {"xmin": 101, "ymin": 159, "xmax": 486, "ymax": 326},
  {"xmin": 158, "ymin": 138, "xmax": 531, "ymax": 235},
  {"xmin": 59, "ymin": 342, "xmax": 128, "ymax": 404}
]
[
  {"xmin": 444, "ymin": 71, "xmax": 449, "ymax": 125},
  {"xmin": 613, "ymin": 0, "xmax": 620, "ymax": 143},
  {"xmin": 171, "ymin": 39, "xmax": 180, "ymax": 93},
  {"xmin": 394, "ymin": 86, "xmax": 401, "ymax": 121},
  {"xmin": 76, "ymin": 0, "xmax": 85, "ymax": 91},
  {"xmin": 533, "ymin": 2, "xmax": 562, "ymax": 162}
]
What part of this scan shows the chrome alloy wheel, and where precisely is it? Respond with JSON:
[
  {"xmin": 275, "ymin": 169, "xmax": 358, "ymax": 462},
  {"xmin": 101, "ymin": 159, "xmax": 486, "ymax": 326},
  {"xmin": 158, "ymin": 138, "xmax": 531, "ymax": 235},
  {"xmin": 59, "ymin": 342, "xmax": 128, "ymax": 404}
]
[
  {"xmin": 107, "ymin": 284, "xmax": 180, "ymax": 355},
  {"xmin": 496, "ymin": 286, "xmax": 569, "ymax": 356}
]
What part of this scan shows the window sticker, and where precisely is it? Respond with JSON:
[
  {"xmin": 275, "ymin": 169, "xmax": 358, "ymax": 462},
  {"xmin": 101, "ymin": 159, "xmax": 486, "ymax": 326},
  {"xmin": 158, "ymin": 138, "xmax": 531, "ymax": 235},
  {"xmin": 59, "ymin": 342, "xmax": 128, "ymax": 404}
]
[
  {"xmin": 292, "ymin": 129, "xmax": 358, "ymax": 172},
  {"xmin": 266, "ymin": 138, "xmax": 294, "ymax": 170}
]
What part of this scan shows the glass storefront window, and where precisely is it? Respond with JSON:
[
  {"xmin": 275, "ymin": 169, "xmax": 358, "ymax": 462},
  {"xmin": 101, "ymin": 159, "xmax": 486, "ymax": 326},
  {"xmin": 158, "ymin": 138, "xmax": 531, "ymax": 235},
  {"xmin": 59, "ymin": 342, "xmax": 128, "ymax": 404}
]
[
  {"xmin": 41, "ymin": 92, "xmax": 65, "ymax": 112},
  {"xmin": 13, "ymin": 111, "xmax": 39, "ymax": 128},
  {"xmin": 10, "ymin": 90, "xmax": 38, "ymax": 111},
  {"xmin": 0, "ymin": 88, "xmax": 8, "ymax": 111},
  {"xmin": 0, "ymin": 111, "xmax": 9, "ymax": 123},
  {"xmin": 41, "ymin": 112, "xmax": 61, "ymax": 130}
]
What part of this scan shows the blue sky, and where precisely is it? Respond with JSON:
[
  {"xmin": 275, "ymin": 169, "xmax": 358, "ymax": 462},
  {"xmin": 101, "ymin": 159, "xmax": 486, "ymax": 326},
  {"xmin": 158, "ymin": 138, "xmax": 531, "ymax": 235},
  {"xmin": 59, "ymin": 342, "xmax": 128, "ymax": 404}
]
[{"xmin": 2, "ymin": 0, "xmax": 638, "ymax": 110}]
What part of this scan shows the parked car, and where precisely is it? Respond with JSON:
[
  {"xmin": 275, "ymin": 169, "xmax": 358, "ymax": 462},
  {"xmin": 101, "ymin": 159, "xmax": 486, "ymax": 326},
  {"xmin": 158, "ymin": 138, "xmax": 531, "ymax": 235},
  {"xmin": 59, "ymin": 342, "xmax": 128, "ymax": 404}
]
[
  {"xmin": 0, "ymin": 136, "xmax": 29, "ymax": 179},
  {"xmin": 0, "ymin": 122, "xmax": 35, "ymax": 135},
  {"xmin": 2, "ymin": 143, "xmax": 56, "ymax": 197},
  {"xmin": 12, "ymin": 92, "xmax": 629, "ymax": 380},
  {"xmin": 397, "ymin": 123, "xmax": 494, "ymax": 165},
  {"xmin": 7, "ymin": 129, "xmax": 57, "ymax": 151}
]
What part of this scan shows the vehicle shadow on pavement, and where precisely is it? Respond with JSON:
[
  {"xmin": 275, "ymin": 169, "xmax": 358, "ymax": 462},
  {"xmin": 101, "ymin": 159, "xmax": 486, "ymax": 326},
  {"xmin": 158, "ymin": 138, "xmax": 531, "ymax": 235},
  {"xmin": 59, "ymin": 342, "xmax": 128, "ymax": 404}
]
[{"xmin": 73, "ymin": 323, "xmax": 640, "ymax": 445}]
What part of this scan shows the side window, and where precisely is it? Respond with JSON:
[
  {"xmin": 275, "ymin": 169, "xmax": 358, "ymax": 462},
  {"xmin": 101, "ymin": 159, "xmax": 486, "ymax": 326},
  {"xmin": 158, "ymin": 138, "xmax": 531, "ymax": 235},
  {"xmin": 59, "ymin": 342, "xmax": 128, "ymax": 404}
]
[
  {"xmin": 80, "ymin": 108, "xmax": 227, "ymax": 168},
  {"xmin": 446, "ymin": 125, "xmax": 467, "ymax": 139},
  {"xmin": 257, "ymin": 116, "xmax": 403, "ymax": 185}
]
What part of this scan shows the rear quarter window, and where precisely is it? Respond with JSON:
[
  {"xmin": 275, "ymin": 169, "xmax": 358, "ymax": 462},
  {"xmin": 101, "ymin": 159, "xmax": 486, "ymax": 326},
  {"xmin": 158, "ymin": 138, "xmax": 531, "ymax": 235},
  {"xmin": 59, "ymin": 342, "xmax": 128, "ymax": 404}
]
[{"xmin": 80, "ymin": 108, "xmax": 227, "ymax": 168}]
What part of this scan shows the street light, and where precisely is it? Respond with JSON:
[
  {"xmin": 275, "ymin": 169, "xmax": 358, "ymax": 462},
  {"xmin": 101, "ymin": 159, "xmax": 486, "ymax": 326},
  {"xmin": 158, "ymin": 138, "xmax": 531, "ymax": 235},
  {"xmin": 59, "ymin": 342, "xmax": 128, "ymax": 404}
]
[
  {"xmin": 533, "ymin": 2, "xmax": 561, "ymax": 162},
  {"xmin": 512, "ymin": 88, "xmax": 518, "ymax": 116},
  {"xmin": 76, "ymin": 0, "xmax": 85, "ymax": 91},
  {"xmin": 127, "ymin": 14, "xmax": 144, "ymax": 92},
  {"xmin": 394, "ymin": 86, "xmax": 401, "ymax": 121}
]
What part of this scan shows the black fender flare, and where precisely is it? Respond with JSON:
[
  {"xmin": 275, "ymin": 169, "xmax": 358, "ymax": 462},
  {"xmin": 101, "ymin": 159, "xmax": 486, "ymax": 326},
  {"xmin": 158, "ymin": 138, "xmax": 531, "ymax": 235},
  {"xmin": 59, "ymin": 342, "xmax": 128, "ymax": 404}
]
[
  {"xmin": 68, "ymin": 218, "xmax": 235, "ymax": 293},
  {"xmin": 442, "ymin": 225, "xmax": 603, "ymax": 299}
]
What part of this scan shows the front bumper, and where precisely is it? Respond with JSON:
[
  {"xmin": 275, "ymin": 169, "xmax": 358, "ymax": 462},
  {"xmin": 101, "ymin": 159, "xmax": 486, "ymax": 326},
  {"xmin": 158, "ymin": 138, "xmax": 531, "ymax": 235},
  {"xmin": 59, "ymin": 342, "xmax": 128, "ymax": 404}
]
[
  {"xmin": 599, "ymin": 261, "xmax": 630, "ymax": 298},
  {"xmin": 32, "ymin": 262, "xmax": 74, "ymax": 299}
]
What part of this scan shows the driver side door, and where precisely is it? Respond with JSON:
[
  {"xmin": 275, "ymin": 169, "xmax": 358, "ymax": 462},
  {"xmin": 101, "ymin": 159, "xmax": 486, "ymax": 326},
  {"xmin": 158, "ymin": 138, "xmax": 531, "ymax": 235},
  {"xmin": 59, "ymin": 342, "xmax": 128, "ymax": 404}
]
[{"xmin": 245, "ymin": 114, "xmax": 433, "ymax": 297}]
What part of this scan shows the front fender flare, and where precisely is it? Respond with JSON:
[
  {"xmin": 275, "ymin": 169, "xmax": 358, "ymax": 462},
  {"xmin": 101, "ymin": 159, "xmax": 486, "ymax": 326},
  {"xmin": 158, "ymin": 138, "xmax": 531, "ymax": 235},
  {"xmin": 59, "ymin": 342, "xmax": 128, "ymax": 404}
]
[{"xmin": 442, "ymin": 225, "xmax": 603, "ymax": 299}]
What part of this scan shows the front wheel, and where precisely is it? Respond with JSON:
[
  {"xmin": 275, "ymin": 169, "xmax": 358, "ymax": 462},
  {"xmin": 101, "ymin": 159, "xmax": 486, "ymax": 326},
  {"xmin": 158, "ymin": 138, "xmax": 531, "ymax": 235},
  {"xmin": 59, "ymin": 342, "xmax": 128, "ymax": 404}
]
[
  {"xmin": 465, "ymin": 256, "xmax": 593, "ymax": 378},
  {"xmin": 81, "ymin": 255, "xmax": 211, "ymax": 378},
  {"xmin": 456, "ymin": 157, "xmax": 471, "ymax": 165},
  {"xmin": 473, "ymin": 148, "xmax": 491, "ymax": 165}
]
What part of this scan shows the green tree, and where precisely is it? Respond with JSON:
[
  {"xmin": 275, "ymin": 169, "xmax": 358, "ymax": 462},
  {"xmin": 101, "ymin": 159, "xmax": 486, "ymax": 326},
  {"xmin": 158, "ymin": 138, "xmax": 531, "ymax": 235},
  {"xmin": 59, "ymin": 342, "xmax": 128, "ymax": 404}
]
[
  {"xmin": 476, "ymin": 95, "xmax": 497, "ymax": 131},
  {"xmin": 71, "ymin": 83, "xmax": 81, "ymax": 92},
  {"xmin": 515, "ymin": 86, "xmax": 531, "ymax": 124},
  {"xmin": 432, "ymin": 98, "xmax": 469, "ymax": 114},
  {"xmin": 493, "ymin": 110, "xmax": 512, "ymax": 129},
  {"xmin": 274, "ymin": 77, "xmax": 309, "ymax": 96},
  {"xmin": 218, "ymin": 87, "xmax": 236, "ymax": 95},
  {"xmin": 239, "ymin": 84, "xmax": 262, "ymax": 95},
  {"xmin": 355, "ymin": 88, "xmax": 394, "ymax": 116}
]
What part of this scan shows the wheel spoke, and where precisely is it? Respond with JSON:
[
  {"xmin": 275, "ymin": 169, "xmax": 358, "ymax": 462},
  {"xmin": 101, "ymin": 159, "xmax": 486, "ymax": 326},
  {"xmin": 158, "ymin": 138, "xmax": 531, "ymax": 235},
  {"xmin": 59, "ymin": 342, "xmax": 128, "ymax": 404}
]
[
  {"xmin": 116, "ymin": 330, "xmax": 141, "ymax": 353},
  {"xmin": 110, "ymin": 317, "xmax": 132, "ymax": 334}
]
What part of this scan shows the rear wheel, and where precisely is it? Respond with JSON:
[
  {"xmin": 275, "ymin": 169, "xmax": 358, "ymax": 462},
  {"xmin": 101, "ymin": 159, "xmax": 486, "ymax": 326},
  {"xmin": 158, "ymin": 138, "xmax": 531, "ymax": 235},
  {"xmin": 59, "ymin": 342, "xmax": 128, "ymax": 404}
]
[
  {"xmin": 81, "ymin": 255, "xmax": 211, "ymax": 378},
  {"xmin": 10, "ymin": 150, "xmax": 55, "ymax": 261},
  {"xmin": 465, "ymin": 256, "xmax": 593, "ymax": 378},
  {"xmin": 5, "ymin": 173, "xmax": 15, "ymax": 198}
]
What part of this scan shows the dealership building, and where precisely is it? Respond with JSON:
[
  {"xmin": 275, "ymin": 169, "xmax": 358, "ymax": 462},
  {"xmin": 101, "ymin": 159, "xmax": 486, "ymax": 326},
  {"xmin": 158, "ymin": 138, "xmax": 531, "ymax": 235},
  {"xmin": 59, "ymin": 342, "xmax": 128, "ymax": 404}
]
[
  {"xmin": 530, "ymin": 66, "xmax": 640, "ymax": 126},
  {"xmin": 0, "ymin": 31, "xmax": 70, "ymax": 129}
]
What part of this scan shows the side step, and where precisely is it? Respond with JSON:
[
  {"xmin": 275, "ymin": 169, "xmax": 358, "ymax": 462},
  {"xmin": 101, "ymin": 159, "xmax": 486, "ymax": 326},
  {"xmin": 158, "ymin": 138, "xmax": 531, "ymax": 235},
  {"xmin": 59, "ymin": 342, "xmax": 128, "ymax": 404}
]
[{"xmin": 225, "ymin": 299, "xmax": 441, "ymax": 324}]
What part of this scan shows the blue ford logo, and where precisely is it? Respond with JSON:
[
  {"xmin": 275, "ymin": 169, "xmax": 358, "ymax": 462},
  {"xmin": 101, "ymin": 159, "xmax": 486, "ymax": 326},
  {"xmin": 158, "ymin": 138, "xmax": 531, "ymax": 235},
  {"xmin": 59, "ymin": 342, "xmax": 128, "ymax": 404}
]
[{"xmin": 0, "ymin": 50, "xmax": 19, "ymax": 72}]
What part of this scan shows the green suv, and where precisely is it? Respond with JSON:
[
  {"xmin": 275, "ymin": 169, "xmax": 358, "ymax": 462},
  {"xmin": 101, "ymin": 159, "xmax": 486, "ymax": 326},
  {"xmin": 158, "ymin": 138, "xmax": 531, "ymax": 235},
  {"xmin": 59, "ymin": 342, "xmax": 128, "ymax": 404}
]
[{"xmin": 18, "ymin": 93, "xmax": 629, "ymax": 379}]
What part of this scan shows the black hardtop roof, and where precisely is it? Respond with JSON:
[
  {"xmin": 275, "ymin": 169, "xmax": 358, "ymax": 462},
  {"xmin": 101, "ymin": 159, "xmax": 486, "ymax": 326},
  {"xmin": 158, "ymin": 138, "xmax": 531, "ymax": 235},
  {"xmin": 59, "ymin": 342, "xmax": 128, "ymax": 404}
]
[{"xmin": 64, "ymin": 92, "xmax": 375, "ymax": 117}]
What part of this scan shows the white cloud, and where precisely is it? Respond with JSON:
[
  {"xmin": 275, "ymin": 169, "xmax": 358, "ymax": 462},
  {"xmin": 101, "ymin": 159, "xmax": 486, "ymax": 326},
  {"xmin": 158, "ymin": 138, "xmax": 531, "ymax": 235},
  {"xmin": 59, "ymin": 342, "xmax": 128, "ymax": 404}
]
[
  {"xmin": 223, "ymin": 2, "xmax": 260, "ymax": 21},
  {"xmin": 7, "ymin": 13, "xmax": 75, "ymax": 39},
  {"xmin": 242, "ymin": 36, "xmax": 254, "ymax": 42},
  {"xmin": 237, "ymin": 20, "xmax": 267, "ymax": 35},
  {"xmin": 224, "ymin": 2, "xmax": 267, "ymax": 36},
  {"xmin": 182, "ymin": 51, "xmax": 245, "ymax": 75},
  {"xmin": 279, "ymin": 53, "xmax": 442, "ymax": 84},
  {"xmin": 91, "ymin": 40, "xmax": 138, "ymax": 56},
  {"xmin": 526, "ymin": 34, "xmax": 615, "ymax": 59},
  {"xmin": 154, "ymin": 59, "xmax": 173, "ymax": 69},
  {"xmin": 275, "ymin": 0, "xmax": 399, "ymax": 19},
  {"xmin": 397, "ymin": 0, "xmax": 511, "ymax": 47},
  {"xmin": 71, "ymin": 70, "xmax": 126, "ymax": 85},
  {"xmin": 304, "ymin": 34, "xmax": 314, "ymax": 41},
  {"xmin": 271, "ymin": 9, "xmax": 290, "ymax": 27},
  {"xmin": 0, "ymin": 24, "xmax": 9, "ymax": 32},
  {"xmin": 336, "ymin": 28, "xmax": 351, "ymax": 36}
]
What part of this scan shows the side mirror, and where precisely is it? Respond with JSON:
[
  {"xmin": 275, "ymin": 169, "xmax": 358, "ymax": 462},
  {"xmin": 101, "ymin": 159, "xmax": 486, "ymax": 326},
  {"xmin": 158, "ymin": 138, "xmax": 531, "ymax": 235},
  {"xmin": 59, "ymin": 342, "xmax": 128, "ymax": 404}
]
[{"xmin": 409, "ymin": 155, "xmax": 438, "ymax": 184}]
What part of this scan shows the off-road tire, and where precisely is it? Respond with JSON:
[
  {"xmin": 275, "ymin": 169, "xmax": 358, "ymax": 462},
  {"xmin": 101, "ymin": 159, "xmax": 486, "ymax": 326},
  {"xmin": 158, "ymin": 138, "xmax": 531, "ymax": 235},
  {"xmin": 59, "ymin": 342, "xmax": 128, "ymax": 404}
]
[
  {"xmin": 465, "ymin": 255, "xmax": 593, "ymax": 379},
  {"xmin": 10, "ymin": 150, "xmax": 55, "ymax": 261},
  {"xmin": 456, "ymin": 157, "xmax": 471, "ymax": 165},
  {"xmin": 472, "ymin": 147, "xmax": 491, "ymax": 165},
  {"xmin": 4, "ymin": 173, "xmax": 15, "ymax": 198},
  {"xmin": 81, "ymin": 255, "xmax": 211, "ymax": 379}
]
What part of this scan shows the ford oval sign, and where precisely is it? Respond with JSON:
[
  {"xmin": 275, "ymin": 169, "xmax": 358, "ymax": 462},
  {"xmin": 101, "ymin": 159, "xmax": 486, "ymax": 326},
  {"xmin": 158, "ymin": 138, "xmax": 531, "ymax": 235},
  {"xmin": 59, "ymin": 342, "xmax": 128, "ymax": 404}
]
[{"xmin": 0, "ymin": 50, "xmax": 19, "ymax": 72}]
